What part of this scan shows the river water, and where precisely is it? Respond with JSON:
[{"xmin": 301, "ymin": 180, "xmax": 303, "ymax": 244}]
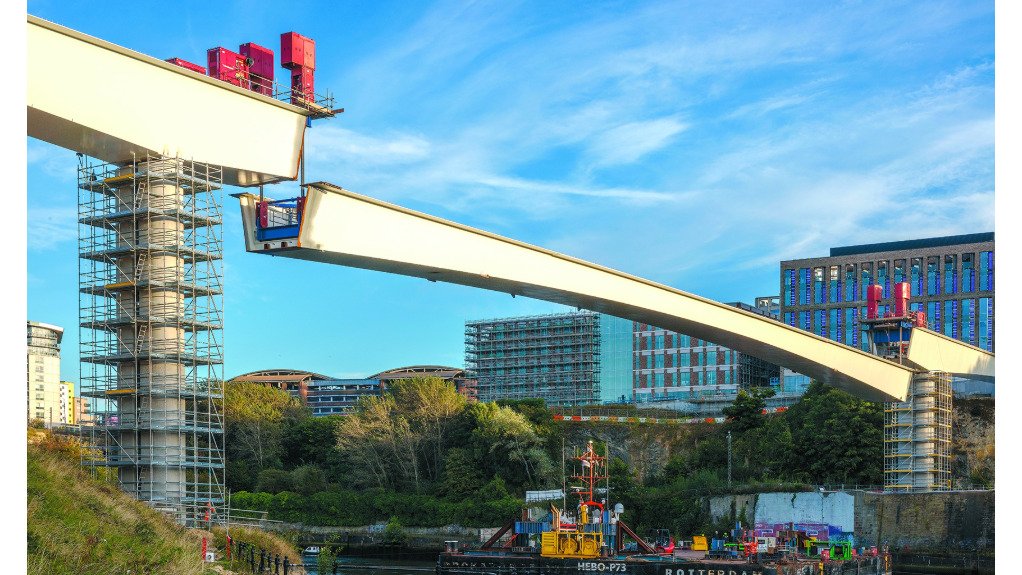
[{"xmin": 301, "ymin": 555, "xmax": 436, "ymax": 575}]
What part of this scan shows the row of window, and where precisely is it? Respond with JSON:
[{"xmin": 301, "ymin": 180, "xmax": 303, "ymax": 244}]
[
  {"xmin": 781, "ymin": 297, "xmax": 993, "ymax": 351},
  {"xmin": 784, "ymin": 251, "xmax": 993, "ymax": 306},
  {"xmin": 635, "ymin": 370, "xmax": 735, "ymax": 388},
  {"xmin": 635, "ymin": 349, "xmax": 735, "ymax": 369},
  {"xmin": 634, "ymin": 332, "xmax": 719, "ymax": 350}
]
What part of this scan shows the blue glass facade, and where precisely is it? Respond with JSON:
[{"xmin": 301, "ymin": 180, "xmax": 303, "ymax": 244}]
[
  {"xmin": 780, "ymin": 233, "xmax": 995, "ymax": 364},
  {"xmin": 598, "ymin": 314, "xmax": 634, "ymax": 404}
]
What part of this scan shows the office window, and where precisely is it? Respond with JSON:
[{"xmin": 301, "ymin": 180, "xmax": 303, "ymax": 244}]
[
  {"xmin": 927, "ymin": 301, "xmax": 940, "ymax": 331},
  {"xmin": 961, "ymin": 299, "xmax": 975, "ymax": 345},
  {"xmin": 707, "ymin": 371, "xmax": 717, "ymax": 386},
  {"xmin": 927, "ymin": 256, "xmax": 940, "ymax": 296},
  {"xmin": 979, "ymin": 251, "xmax": 993, "ymax": 291},
  {"xmin": 860, "ymin": 263, "xmax": 873, "ymax": 299},
  {"xmin": 894, "ymin": 259, "xmax": 906, "ymax": 285},
  {"xmin": 655, "ymin": 354, "xmax": 664, "ymax": 369},
  {"xmin": 944, "ymin": 254, "xmax": 957, "ymax": 295},
  {"xmin": 679, "ymin": 334, "xmax": 690, "ymax": 348},
  {"xmin": 800, "ymin": 311, "xmax": 811, "ymax": 331},
  {"xmin": 845, "ymin": 308, "xmax": 858, "ymax": 347},
  {"xmin": 783, "ymin": 312, "xmax": 795, "ymax": 327},
  {"xmin": 798, "ymin": 268, "xmax": 811, "ymax": 305},
  {"xmin": 829, "ymin": 308, "xmax": 840, "ymax": 341},
  {"xmin": 784, "ymin": 269, "xmax": 796, "ymax": 307},
  {"xmin": 655, "ymin": 334, "xmax": 664, "ymax": 349},
  {"xmin": 962, "ymin": 253, "xmax": 975, "ymax": 293},
  {"xmin": 978, "ymin": 298, "xmax": 993, "ymax": 351},
  {"xmin": 680, "ymin": 353, "xmax": 690, "ymax": 367},
  {"xmin": 844, "ymin": 264, "xmax": 857, "ymax": 302},
  {"xmin": 815, "ymin": 309, "xmax": 827, "ymax": 337},
  {"xmin": 877, "ymin": 261, "xmax": 890, "ymax": 298},
  {"xmin": 655, "ymin": 372, "xmax": 664, "ymax": 387},
  {"xmin": 680, "ymin": 372, "xmax": 690, "ymax": 386},
  {"xmin": 944, "ymin": 300, "xmax": 958, "ymax": 338},
  {"xmin": 813, "ymin": 267, "xmax": 826, "ymax": 304},
  {"xmin": 911, "ymin": 257, "xmax": 923, "ymax": 297},
  {"xmin": 829, "ymin": 266, "xmax": 840, "ymax": 302},
  {"xmin": 860, "ymin": 307, "xmax": 870, "ymax": 350},
  {"xmin": 707, "ymin": 350, "xmax": 717, "ymax": 365}
]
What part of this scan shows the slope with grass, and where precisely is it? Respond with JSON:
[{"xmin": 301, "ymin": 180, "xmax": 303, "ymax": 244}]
[{"xmin": 27, "ymin": 431, "xmax": 303, "ymax": 575}]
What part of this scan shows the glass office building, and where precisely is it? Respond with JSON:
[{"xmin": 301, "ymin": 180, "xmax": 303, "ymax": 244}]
[{"xmin": 780, "ymin": 232, "xmax": 994, "ymax": 395}]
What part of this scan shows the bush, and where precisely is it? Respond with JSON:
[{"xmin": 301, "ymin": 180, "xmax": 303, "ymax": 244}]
[
  {"xmin": 290, "ymin": 464, "xmax": 326, "ymax": 495},
  {"xmin": 383, "ymin": 516, "xmax": 407, "ymax": 545},
  {"xmin": 256, "ymin": 469, "xmax": 292, "ymax": 494}
]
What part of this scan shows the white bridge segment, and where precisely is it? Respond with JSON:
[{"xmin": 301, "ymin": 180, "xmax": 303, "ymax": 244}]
[
  {"xmin": 27, "ymin": 15, "xmax": 309, "ymax": 187},
  {"xmin": 238, "ymin": 183, "xmax": 918, "ymax": 403},
  {"xmin": 906, "ymin": 327, "xmax": 994, "ymax": 381}
]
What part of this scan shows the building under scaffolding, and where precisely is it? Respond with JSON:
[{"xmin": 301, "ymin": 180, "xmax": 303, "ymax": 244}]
[
  {"xmin": 77, "ymin": 154, "xmax": 225, "ymax": 526},
  {"xmin": 466, "ymin": 312, "xmax": 600, "ymax": 406}
]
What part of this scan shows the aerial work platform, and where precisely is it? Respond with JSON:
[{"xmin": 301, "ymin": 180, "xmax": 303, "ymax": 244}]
[
  {"xmin": 27, "ymin": 15, "xmax": 314, "ymax": 186},
  {"xmin": 232, "ymin": 183, "xmax": 992, "ymax": 403}
]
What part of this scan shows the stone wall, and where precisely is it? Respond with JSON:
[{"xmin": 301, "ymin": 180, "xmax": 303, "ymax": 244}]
[
  {"xmin": 705, "ymin": 490, "xmax": 994, "ymax": 552},
  {"xmin": 854, "ymin": 490, "xmax": 994, "ymax": 551}
]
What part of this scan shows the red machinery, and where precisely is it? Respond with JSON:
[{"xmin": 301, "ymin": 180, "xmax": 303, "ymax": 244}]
[
  {"xmin": 281, "ymin": 31, "xmax": 316, "ymax": 104},
  {"xmin": 240, "ymin": 42, "xmax": 275, "ymax": 96},
  {"xmin": 166, "ymin": 57, "xmax": 206, "ymax": 74},
  {"xmin": 207, "ymin": 46, "xmax": 250, "ymax": 88}
]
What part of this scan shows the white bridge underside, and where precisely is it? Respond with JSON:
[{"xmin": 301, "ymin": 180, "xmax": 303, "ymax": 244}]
[
  {"xmin": 27, "ymin": 15, "xmax": 310, "ymax": 186},
  {"xmin": 235, "ymin": 183, "xmax": 1001, "ymax": 403}
]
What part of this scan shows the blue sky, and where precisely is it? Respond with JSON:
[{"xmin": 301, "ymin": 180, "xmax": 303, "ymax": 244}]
[{"xmin": 26, "ymin": 1, "xmax": 995, "ymax": 383}]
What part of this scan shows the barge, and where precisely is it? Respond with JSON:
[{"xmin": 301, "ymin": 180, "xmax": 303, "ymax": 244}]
[{"xmin": 436, "ymin": 442, "xmax": 891, "ymax": 575}]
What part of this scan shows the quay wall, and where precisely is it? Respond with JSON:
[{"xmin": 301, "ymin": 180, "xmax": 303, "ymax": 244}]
[{"xmin": 705, "ymin": 490, "xmax": 994, "ymax": 551}]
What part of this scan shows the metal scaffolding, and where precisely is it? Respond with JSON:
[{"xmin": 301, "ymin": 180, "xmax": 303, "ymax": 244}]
[
  {"xmin": 77, "ymin": 153, "xmax": 225, "ymax": 526},
  {"xmin": 883, "ymin": 371, "xmax": 952, "ymax": 492},
  {"xmin": 465, "ymin": 312, "xmax": 600, "ymax": 406}
]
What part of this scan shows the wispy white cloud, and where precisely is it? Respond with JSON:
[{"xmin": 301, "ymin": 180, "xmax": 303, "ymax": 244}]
[{"xmin": 585, "ymin": 118, "xmax": 688, "ymax": 168}]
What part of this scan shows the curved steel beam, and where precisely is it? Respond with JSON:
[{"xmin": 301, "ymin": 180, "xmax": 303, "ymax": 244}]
[{"xmin": 238, "ymin": 183, "xmax": 918, "ymax": 402}]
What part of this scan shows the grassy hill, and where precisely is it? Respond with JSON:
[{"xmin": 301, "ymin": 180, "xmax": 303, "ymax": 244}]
[{"xmin": 27, "ymin": 430, "xmax": 302, "ymax": 575}]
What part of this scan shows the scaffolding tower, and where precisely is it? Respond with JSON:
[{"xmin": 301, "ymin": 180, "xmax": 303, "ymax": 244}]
[
  {"xmin": 883, "ymin": 371, "xmax": 953, "ymax": 492},
  {"xmin": 77, "ymin": 154, "xmax": 225, "ymax": 526},
  {"xmin": 465, "ymin": 312, "xmax": 600, "ymax": 406}
]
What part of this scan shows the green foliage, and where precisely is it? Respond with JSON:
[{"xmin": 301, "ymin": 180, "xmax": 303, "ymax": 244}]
[
  {"xmin": 439, "ymin": 447, "xmax": 486, "ymax": 497},
  {"xmin": 783, "ymin": 382, "xmax": 883, "ymax": 485},
  {"xmin": 722, "ymin": 387, "xmax": 775, "ymax": 432},
  {"xmin": 225, "ymin": 375, "xmax": 903, "ymax": 531},
  {"xmin": 383, "ymin": 516, "xmax": 408, "ymax": 545},
  {"xmin": 318, "ymin": 546, "xmax": 337, "ymax": 573},
  {"xmin": 224, "ymin": 381, "xmax": 306, "ymax": 491},
  {"xmin": 256, "ymin": 468, "xmax": 292, "ymax": 494},
  {"xmin": 290, "ymin": 464, "xmax": 327, "ymax": 495}
]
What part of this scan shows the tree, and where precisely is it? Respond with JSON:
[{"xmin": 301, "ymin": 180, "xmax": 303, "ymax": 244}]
[
  {"xmin": 784, "ymin": 382, "xmax": 883, "ymax": 485},
  {"xmin": 256, "ymin": 468, "xmax": 291, "ymax": 493},
  {"xmin": 290, "ymin": 464, "xmax": 327, "ymax": 495},
  {"xmin": 470, "ymin": 403, "xmax": 556, "ymax": 491},
  {"xmin": 224, "ymin": 381, "xmax": 305, "ymax": 490},
  {"xmin": 723, "ymin": 387, "xmax": 775, "ymax": 432}
]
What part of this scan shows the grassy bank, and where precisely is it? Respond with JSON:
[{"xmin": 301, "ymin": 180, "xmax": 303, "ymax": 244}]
[{"xmin": 27, "ymin": 430, "xmax": 302, "ymax": 575}]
